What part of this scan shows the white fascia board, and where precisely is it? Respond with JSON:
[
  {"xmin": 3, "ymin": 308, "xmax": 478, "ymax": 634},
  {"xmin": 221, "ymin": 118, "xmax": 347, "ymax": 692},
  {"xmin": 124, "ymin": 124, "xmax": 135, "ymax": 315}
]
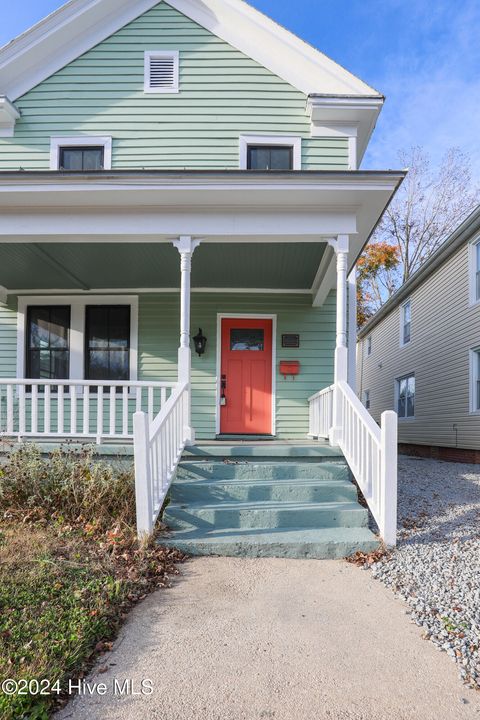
[
  {"xmin": 307, "ymin": 96, "xmax": 384, "ymax": 166},
  {"xmin": 0, "ymin": 0, "xmax": 382, "ymax": 101},
  {"xmin": 0, "ymin": 96, "xmax": 20, "ymax": 137}
]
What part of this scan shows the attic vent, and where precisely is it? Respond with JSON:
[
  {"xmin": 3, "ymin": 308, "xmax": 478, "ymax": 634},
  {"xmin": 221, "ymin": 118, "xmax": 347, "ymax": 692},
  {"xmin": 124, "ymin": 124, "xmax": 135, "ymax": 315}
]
[{"xmin": 144, "ymin": 51, "xmax": 179, "ymax": 93}]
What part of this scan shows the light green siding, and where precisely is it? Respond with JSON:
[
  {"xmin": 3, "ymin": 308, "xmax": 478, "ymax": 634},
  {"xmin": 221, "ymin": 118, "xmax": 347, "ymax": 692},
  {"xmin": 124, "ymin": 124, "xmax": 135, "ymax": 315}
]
[
  {"xmin": 139, "ymin": 292, "xmax": 336, "ymax": 439},
  {"xmin": 0, "ymin": 3, "xmax": 348, "ymax": 171},
  {"xmin": 1, "ymin": 292, "xmax": 335, "ymax": 440}
]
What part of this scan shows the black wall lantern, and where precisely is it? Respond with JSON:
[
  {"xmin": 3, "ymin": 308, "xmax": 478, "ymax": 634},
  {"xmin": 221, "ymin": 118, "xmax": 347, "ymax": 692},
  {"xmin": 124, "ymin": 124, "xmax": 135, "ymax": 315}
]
[{"xmin": 193, "ymin": 328, "xmax": 207, "ymax": 356}]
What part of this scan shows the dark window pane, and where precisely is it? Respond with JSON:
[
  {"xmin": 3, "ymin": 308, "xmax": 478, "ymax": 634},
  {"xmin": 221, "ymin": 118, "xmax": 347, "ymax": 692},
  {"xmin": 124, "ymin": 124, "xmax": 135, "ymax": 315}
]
[
  {"xmin": 230, "ymin": 329, "xmax": 264, "ymax": 351},
  {"xmin": 247, "ymin": 145, "xmax": 293, "ymax": 171},
  {"xmin": 26, "ymin": 306, "xmax": 70, "ymax": 380},
  {"xmin": 85, "ymin": 306, "xmax": 130, "ymax": 381},
  {"xmin": 59, "ymin": 146, "xmax": 104, "ymax": 171}
]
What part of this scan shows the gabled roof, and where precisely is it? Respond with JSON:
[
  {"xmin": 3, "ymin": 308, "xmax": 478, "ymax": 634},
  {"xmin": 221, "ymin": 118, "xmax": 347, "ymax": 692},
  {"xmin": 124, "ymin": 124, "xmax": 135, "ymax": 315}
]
[
  {"xmin": 0, "ymin": 0, "xmax": 381, "ymax": 101},
  {"xmin": 358, "ymin": 204, "xmax": 480, "ymax": 339}
]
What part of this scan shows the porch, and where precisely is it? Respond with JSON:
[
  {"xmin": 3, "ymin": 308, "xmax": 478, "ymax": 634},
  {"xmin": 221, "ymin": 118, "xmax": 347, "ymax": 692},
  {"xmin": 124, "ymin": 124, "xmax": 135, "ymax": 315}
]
[{"xmin": 0, "ymin": 170, "xmax": 402, "ymax": 545}]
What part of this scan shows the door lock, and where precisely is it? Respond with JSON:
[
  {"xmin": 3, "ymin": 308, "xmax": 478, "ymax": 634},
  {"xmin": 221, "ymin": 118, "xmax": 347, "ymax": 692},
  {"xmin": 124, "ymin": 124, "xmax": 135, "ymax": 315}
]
[{"xmin": 220, "ymin": 375, "xmax": 227, "ymax": 406}]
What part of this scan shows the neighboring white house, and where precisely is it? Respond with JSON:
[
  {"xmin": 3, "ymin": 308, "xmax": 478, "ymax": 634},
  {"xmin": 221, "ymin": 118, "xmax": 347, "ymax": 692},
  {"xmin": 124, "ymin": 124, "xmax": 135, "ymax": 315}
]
[{"xmin": 357, "ymin": 205, "xmax": 480, "ymax": 463}]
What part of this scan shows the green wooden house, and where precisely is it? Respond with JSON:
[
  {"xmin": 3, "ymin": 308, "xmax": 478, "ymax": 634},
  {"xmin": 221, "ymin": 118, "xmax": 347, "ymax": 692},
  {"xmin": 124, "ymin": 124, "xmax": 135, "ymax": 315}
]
[{"xmin": 0, "ymin": 0, "xmax": 403, "ymax": 556}]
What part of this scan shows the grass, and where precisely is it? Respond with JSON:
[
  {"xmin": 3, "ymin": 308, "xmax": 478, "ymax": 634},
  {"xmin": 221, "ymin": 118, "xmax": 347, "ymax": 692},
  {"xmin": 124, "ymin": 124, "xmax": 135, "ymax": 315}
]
[{"xmin": 0, "ymin": 445, "xmax": 185, "ymax": 720}]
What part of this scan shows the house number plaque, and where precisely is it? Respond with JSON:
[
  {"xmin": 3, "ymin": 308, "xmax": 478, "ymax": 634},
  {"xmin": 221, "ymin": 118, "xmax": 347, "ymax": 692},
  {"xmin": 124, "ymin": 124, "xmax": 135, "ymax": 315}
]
[{"xmin": 282, "ymin": 334, "xmax": 300, "ymax": 349}]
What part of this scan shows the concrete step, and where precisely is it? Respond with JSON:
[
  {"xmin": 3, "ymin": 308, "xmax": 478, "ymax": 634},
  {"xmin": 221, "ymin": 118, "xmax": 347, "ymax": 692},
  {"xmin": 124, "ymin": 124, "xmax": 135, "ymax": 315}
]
[
  {"xmin": 182, "ymin": 444, "xmax": 343, "ymax": 462},
  {"xmin": 157, "ymin": 526, "xmax": 379, "ymax": 560},
  {"xmin": 176, "ymin": 460, "xmax": 349, "ymax": 482},
  {"xmin": 170, "ymin": 478, "xmax": 358, "ymax": 504},
  {"xmin": 164, "ymin": 500, "xmax": 368, "ymax": 531}
]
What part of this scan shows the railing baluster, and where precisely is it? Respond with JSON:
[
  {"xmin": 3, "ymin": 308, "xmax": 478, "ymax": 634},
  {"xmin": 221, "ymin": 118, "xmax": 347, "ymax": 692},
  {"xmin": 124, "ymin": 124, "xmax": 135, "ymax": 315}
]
[
  {"xmin": 70, "ymin": 385, "xmax": 77, "ymax": 435},
  {"xmin": 57, "ymin": 385, "xmax": 64, "ymax": 434},
  {"xmin": 148, "ymin": 386, "xmax": 154, "ymax": 424},
  {"xmin": 44, "ymin": 385, "xmax": 51, "ymax": 434},
  {"xmin": 109, "ymin": 387, "xmax": 116, "ymax": 436},
  {"xmin": 97, "ymin": 386, "xmax": 104, "ymax": 443},
  {"xmin": 83, "ymin": 386, "xmax": 90, "ymax": 435},
  {"xmin": 31, "ymin": 385, "xmax": 38, "ymax": 434},
  {"xmin": 6, "ymin": 385, "xmax": 14, "ymax": 434},
  {"xmin": 18, "ymin": 384, "xmax": 26, "ymax": 437},
  {"xmin": 122, "ymin": 386, "xmax": 129, "ymax": 436}
]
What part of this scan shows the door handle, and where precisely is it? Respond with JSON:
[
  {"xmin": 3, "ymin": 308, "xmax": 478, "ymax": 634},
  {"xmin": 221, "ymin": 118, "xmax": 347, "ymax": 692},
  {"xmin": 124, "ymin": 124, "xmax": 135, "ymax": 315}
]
[{"xmin": 221, "ymin": 375, "xmax": 227, "ymax": 406}]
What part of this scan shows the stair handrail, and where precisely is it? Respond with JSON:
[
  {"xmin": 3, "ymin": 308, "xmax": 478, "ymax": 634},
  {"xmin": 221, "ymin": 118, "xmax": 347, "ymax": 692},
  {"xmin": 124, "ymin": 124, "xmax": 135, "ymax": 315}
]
[
  {"xmin": 133, "ymin": 381, "xmax": 189, "ymax": 538},
  {"xmin": 335, "ymin": 380, "xmax": 397, "ymax": 547}
]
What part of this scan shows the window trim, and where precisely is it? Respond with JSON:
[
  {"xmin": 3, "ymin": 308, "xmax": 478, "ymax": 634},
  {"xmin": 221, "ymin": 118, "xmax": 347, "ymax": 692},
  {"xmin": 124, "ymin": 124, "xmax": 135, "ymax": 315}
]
[
  {"xmin": 394, "ymin": 372, "xmax": 415, "ymax": 420},
  {"xmin": 50, "ymin": 136, "xmax": 112, "ymax": 171},
  {"xmin": 469, "ymin": 348, "xmax": 480, "ymax": 414},
  {"xmin": 400, "ymin": 299, "xmax": 411, "ymax": 347},
  {"xmin": 239, "ymin": 135, "xmax": 302, "ymax": 170},
  {"xmin": 144, "ymin": 50, "xmax": 180, "ymax": 94},
  {"xmin": 17, "ymin": 296, "xmax": 138, "ymax": 382},
  {"xmin": 468, "ymin": 236, "xmax": 480, "ymax": 306}
]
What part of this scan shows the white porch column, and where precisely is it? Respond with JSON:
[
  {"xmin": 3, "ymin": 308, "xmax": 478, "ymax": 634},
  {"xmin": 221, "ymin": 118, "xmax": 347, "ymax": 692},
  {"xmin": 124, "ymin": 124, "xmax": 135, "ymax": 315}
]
[
  {"xmin": 172, "ymin": 236, "xmax": 200, "ymax": 445},
  {"xmin": 329, "ymin": 235, "xmax": 349, "ymax": 445},
  {"xmin": 347, "ymin": 268, "xmax": 357, "ymax": 392}
]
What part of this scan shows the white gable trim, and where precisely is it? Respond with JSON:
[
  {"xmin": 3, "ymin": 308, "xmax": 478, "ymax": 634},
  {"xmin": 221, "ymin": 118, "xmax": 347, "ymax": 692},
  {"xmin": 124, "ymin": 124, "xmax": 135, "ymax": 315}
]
[{"xmin": 0, "ymin": 0, "xmax": 381, "ymax": 102}]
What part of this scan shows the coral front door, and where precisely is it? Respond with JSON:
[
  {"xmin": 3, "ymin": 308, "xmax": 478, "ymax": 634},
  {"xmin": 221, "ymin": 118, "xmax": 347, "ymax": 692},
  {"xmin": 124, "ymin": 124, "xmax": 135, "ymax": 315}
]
[{"xmin": 220, "ymin": 318, "xmax": 273, "ymax": 435}]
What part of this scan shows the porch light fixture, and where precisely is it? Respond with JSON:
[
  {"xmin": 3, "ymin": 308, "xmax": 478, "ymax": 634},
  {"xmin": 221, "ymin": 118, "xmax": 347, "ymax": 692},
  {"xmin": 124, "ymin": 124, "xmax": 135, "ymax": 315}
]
[{"xmin": 193, "ymin": 328, "xmax": 207, "ymax": 356}]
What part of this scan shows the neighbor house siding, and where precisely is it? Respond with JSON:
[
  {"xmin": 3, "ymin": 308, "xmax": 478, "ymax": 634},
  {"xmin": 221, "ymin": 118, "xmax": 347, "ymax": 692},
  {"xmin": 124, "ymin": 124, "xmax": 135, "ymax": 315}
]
[
  {"xmin": 357, "ymin": 241, "xmax": 480, "ymax": 450},
  {"xmin": 0, "ymin": 3, "xmax": 349, "ymax": 171},
  {"xmin": 1, "ymin": 291, "xmax": 335, "ymax": 440}
]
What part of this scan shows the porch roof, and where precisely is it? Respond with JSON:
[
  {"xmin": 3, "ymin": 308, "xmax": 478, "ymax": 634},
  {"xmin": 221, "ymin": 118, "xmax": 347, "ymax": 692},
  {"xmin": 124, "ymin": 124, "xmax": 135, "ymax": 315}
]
[{"xmin": 0, "ymin": 170, "xmax": 405, "ymax": 301}]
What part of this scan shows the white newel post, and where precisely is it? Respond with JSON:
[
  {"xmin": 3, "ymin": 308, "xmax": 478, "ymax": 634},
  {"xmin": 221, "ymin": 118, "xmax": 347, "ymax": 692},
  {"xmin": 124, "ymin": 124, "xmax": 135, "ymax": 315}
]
[
  {"xmin": 173, "ymin": 236, "xmax": 200, "ymax": 445},
  {"xmin": 380, "ymin": 410, "xmax": 398, "ymax": 546},
  {"xmin": 329, "ymin": 235, "xmax": 349, "ymax": 446},
  {"xmin": 347, "ymin": 268, "xmax": 357, "ymax": 392}
]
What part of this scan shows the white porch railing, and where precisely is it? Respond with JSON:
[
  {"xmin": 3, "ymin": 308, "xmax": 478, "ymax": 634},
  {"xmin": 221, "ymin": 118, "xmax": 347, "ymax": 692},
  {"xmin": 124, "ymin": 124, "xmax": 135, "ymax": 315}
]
[
  {"xmin": 0, "ymin": 379, "xmax": 177, "ymax": 443},
  {"xmin": 308, "ymin": 381, "xmax": 398, "ymax": 547},
  {"xmin": 133, "ymin": 381, "xmax": 189, "ymax": 537},
  {"xmin": 308, "ymin": 386, "xmax": 334, "ymax": 439}
]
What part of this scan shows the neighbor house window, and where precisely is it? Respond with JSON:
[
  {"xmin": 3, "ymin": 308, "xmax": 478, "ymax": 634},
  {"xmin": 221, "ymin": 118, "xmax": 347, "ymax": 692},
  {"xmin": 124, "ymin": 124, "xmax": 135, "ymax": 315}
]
[
  {"xmin": 401, "ymin": 301, "xmax": 411, "ymax": 345},
  {"xmin": 366, "ymin": 336, "xmax": 372, "ymax": 356},
  {"xmin": 59, "ymin": 146, "xmax": 104, "ymax": 171},
  {"xmin": 239, "ymin": 135, "xmax": 302, "ymax": 170},
  {"xmin": 396, "ymin": 373, "xmax": 415, "ymax": 419},
  {"xmin": 363, "ymin": 390, "xmax": 371, "ymax": 410},
  {"xmin": 50, "ymin": 137, "xmax": 112, "ymax": 170},
  {"xmin": 26, "ymin": 306, "xmax": 70, "ymax": 380},
  {"xmin": 470, "ymin": 239, "xmax": 480, "ymax": 304},
  {"xmin": 470, "ymin": 349, "xmax": 480, "ymax": 412},
  {"xmin": 85, "ymin": 306, "xmax": 131, "ymax": 381}
]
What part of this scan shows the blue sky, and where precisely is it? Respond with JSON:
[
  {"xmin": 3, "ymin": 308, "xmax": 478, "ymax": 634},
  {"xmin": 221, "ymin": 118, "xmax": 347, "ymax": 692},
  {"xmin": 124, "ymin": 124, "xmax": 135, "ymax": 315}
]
[{"xmin": 1, "ymin": 0, "xmax": 479, "ymax": 179}]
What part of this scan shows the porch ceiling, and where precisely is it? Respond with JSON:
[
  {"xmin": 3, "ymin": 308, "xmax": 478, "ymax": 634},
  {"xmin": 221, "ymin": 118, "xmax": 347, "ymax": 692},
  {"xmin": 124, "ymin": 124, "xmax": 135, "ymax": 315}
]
[{"xmin": 0, "ymin": 242, "xmax": 326, "ymax": 292}]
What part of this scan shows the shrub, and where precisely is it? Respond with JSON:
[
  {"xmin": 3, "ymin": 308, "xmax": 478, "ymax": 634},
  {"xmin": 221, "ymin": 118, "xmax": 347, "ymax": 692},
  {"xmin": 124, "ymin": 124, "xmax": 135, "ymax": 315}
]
[{"xmin": 0, "ymin": 445, "xmax": 136, "ymax": 533}]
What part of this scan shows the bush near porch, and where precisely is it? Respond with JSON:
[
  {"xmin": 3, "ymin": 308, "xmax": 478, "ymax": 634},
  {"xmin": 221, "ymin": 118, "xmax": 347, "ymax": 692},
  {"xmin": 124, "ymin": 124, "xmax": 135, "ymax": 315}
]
[{"xmin": 0, "ymin": 446, "xmax": 185, "ymax": 720}]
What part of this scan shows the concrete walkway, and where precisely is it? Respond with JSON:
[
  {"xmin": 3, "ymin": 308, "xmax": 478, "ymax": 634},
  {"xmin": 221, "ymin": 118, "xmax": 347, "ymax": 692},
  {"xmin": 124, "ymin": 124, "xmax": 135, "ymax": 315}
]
[{"xmin": 57, "ymin": 558, "xmax": 480, "ymax": 720}]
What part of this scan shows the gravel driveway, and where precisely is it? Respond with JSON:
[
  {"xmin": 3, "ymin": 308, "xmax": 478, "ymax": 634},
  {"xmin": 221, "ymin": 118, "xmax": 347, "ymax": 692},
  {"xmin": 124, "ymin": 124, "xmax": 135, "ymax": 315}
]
[{"xmin": 369, "ymin": 456, "xmax": 480, "ymax": 690}]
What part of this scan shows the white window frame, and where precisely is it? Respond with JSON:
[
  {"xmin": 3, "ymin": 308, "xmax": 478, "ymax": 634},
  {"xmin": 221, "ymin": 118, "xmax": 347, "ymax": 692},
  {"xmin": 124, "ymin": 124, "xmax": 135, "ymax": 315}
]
[
  {"xmin": 468, "ymin": 237, "xmax": 480, "ymax": 306},
  {"xmin": 50, "ymin": 136, "xmax": 112, "ymax": 171},
  {"xmin": 395, "ymin": 372, "xmax": 415, "ymax": 420},
  {"xmin": 239, "ymin": 135, "xmax": 302, "ymax": 170},
  {"xmin": 400, "ymin": 300, "xmax": 411, "ymax": 347},
  {"xmin": 17, "ymin": 295, "xmax": 138, "ymax": 382},
  {"xmin": 366, "ymin": 335, "xmax": 372, "ymax": 356},
  {"xmin": 144, "ymin": 50, "xmax": 180, "ymax": 94},
  {"xmin": 363, "ymin": 389, "xmax": 370, "ymax": 410},
  {"xmin": 469, "ymin": 348, "xmax": 480, "ymax": 414}
]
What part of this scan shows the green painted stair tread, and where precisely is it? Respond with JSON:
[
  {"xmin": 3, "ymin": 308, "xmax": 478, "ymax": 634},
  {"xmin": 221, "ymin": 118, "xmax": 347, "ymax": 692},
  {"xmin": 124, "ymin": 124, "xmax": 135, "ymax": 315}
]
[
  {"xmin": 171, "ymin": 483, "xmax": 356, "ymax": 504},
  {"xmin": 164, "ymin": 500, "xmax": 368, "ymax": 530},
  {"xmin": 156, "ymin": 526, "xmax": 379, "ymax": 560},
  {"xmin": 182, "ymin": 444, "xmax": 343, "ymax": 459},
  {"xmin": 175, "ymin": 461, "xmax": 349, "ymax": 481}
]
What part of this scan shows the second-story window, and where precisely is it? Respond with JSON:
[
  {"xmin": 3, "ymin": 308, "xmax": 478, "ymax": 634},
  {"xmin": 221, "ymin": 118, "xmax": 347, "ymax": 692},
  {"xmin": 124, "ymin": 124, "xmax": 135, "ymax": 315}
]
[
  {"xmin": 247, "ymin": 145, "xmax": 293, "ymax": 171},
  {"xmin": 59, "ymin": 146, "xmax": 104, "ymax": 171},
  {"xmin": 401, "ymin": 301, "xmax": 411, "ymax": 345}
]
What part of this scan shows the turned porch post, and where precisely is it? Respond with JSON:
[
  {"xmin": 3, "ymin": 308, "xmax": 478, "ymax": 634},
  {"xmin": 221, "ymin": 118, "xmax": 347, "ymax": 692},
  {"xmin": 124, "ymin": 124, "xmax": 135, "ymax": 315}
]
[
  {"xmin": 329, "ymin": 235, "xmax": 349, "ymax": 445},
  {"xmin": 173, "ymin": 236, "xmax": 200, "ymax": 445}
]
